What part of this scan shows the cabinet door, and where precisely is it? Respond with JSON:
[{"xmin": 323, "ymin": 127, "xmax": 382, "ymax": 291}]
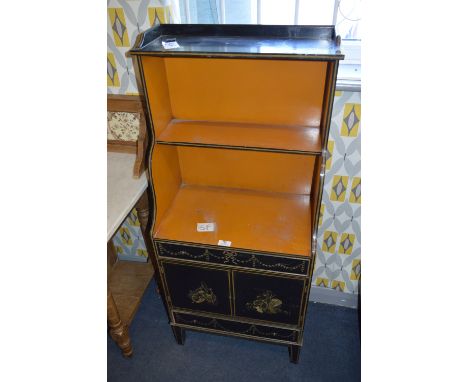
[
  {"xmin": 233, "ymin": 272, "xmax": 305, "ymax": 326},
  {"xmin": 163, "ymin": 262, "xmax": 231, "ymax": 315}
]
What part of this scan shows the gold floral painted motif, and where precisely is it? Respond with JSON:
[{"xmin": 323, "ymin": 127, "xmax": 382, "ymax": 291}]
[
  {"xmin": 246, "ymin": 290, "xmax": 284, "ymax": 314},
  {"xmin": 157, "ymin": 243, "xmax": 306, "ymax": 274},
  {"xmin": 174, "ymin": 314, "xmax": 296, "ymax": 340},
  {"xmin": 188, "ymin": 282, "xmax": 217, "ymax": 305}
]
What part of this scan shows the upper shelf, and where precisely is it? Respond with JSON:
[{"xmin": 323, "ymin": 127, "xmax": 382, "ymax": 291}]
[
  {"xmin": 158, "ymin": 119, "xmax": 322, "ymax": 155},
  {"xmin": 129, "ymin": 24, "xmax": 344, "ymax": 61}
]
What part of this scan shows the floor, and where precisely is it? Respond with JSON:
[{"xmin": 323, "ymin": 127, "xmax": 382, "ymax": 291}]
[{"xmin": 108, "ymin": 280, "xmax": 360, "ymax": 382}]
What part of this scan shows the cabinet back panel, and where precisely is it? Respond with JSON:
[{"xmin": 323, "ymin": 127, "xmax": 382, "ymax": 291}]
[
  {"xmin": 164, "ymin": 58, "xmax": 327, "ymax": 126},
  {"xmin": 177, "ymin": 147, "xmax": 315, "ymax": 195}
]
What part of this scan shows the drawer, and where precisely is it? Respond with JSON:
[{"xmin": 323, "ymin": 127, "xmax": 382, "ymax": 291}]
[
  {"xmin": 174, "ymin": 312, "xmax": 298, "ymax": 343},
  {"xmin": 162, "ymin": 262, "xmax": 231, "ymax": 315},
  {"xmin": 156, "ymin": 241, "xmax": 309, "ymax": 276},
  {"xmin": 233, "ymin": 271, "xmax": 305, "ymax": 326}
]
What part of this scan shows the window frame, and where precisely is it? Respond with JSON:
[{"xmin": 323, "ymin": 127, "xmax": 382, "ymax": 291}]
[{"xmin": 176, "ymin": 0, "xmax": 361, "ymax": 87}]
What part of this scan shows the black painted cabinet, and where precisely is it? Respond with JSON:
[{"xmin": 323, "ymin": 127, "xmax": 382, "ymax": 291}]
[
  {"xmin": 131, "ymin": 23, "xmax": 342, "ymax": 364},
  {"xmin": 162, "ymin": 258, "xmax": 305, "ymax": 326}
]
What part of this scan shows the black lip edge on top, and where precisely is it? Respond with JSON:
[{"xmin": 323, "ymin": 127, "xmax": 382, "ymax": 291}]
[{"xmin": 129, "ymin": 24, "xmax": 342, "ymax": 58}]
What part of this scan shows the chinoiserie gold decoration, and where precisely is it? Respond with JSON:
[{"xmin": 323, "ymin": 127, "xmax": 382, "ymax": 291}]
[
  {"xmin": 246, "ymin": 290, "xmax": 284, "ymax": 314},
  {"xmin": 174, "ymin": 313, "xmax": 297, "ymax": 341},
  {"xmin": 157, "ymin": 243, "xmax": 307, "ymax": 274},
  {"xmin": 188, "ymin": 282, "xmax": 217, "ymax": 305}
]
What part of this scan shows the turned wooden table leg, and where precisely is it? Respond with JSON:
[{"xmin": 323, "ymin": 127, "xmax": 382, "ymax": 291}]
[
  {"xmin": 136, "ymin": 189, "xmax": 173, "ymax": 321},
  {"xmin": 107, "ymin": 286, "xmax": 133, "ymax": 357},
  {"xmin": 136, "ymin": 189, "xmax": 167, "ymax": 304}
]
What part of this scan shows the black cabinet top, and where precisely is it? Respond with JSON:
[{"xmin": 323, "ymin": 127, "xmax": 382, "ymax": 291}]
[{"xmin": 129, "ymin": 24, "xmax": 344, "ymax": 61}]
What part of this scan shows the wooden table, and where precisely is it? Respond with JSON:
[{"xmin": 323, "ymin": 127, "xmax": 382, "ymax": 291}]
[{"xmin": 107, "ymin": 152, "xmax": 154, "ymax": 357}]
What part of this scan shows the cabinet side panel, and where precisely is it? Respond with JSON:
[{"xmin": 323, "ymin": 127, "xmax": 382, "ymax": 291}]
[
  {"xmin": 178, "ymin": 146, "xmax": 316, "ymax": 195},
  {"xmin": 152, "ymin": 145, "xmax": 182, "ymax": 230},
  {"xmin": 320, "ymin": 61, "xmax": 338, "ymax": 147},
  {"xmin": 165, "ymin": 58, "xmax": 327, "ymax": 126},
  {"xmin": 141, "ymin": 57, "xmax": 173, "ymax": 137},
  {"xmin": 310, "ymin": 155, "xmax": 324, "ymax": 236}
]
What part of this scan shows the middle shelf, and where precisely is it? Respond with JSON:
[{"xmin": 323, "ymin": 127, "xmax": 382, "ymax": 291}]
[
  {"xmin": 157, "ymin": 119, "xmax": 322, "ymax": 154},
  {"xmin": 152, "ymin": 144, "xmax": 318, "ymax": 258}
]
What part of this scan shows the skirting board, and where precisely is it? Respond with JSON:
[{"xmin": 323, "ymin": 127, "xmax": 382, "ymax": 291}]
[{"xmin": 309, "ymin": 285, "xmax": 358, "ymax": 309}]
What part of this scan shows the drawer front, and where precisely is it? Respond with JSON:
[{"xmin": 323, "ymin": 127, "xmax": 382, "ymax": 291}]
[
  {"xmin": 174, "ymin": 312, "xmax": 298, "ymax": 343},
  {"xmin": 163, "ymin": 262, "xmax": 231, "ymax": 315},
  {"xmin": 156, "ymin": 241, "xmax": 309, "ymax": 276},
  {"xmin": 233, "ymin": 272, "xmax": 304, "ymax": 326}
]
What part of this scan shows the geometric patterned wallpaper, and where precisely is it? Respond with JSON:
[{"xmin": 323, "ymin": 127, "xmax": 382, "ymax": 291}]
[
  {"xmin": 107, "ymin": 1, "xmax": 361, "ymax": 294},
  {"xmin": 107, "ymin": 0, "xmax": 177, "ymax": 95},
  {"xmin": 313, "ymin": 91, "xmax": 361, "ymax": 294},
  {"xmin": 112, "ymin": 207, "xmax": 148, "ymax": 262},
  {"xmin": 108, "ymin": 0, "xmax": 176, "ymax": 261}
]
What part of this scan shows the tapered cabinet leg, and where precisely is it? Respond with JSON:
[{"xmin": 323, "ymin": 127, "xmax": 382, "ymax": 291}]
[
  {"xmin": 288, "ymin": 345, "xmax": 301, "ymax": 364},
  {"xmin": 107, "ymin": 287, "xmax": 133, "ymax": 357},
  {"xmin": 171, "ymin": 326, "xmax": 186, "ymax": 345}
]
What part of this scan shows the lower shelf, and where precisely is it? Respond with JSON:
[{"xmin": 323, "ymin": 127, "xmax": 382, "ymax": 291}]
[
  {"xmin": 108, "ymin": 261, "xmax": 154, "ymax": 325},
  {"xmin": 154, "ymin": 185, "xmax": 311, "ymax": 257}
]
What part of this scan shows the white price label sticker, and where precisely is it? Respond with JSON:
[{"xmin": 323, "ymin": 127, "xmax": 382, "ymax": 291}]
[
  {"xmin": 197, "ymin": 223, "xmax": 215, "ymax": 232},
  {"xmin": 218, "ymin": 240, "xmax": 231, "ymax": 247},
  {"xmin": 162, "ymin": 40, "xmax": 180, "ymax": 49}
]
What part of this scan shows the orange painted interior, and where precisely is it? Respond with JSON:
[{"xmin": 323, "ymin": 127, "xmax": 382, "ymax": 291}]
[
  {"xmin": 164, "ymin": 57, "xmax": 326, "ymax": 126},
  {"xmin": 141, "ymin": 57, "xmax": 328, "ymax": 153},
  {"xmin": 158, "ymin": 120, "xmax": 321, "ymax": 154},
  {"xmin": 156, "ymin": 184, "xmax": 311, "ymax": 257},
  {"xmin": 140, "ymin": 57, "xmax": 173, "ymax": 136},
  {"xmin": 152, "ymin": 144, "xmax": 181, "ymax": 227},
  {"xmin": 141, "ymin": 56, "xmax": 327, "ymax": 257},
  {"xmin": 151, "ymin": 145, "xmax": 315, "ymax": 257},
  {"xmin": 177, "ymin": 146, "xmax": 314, "ymax": 194}
]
